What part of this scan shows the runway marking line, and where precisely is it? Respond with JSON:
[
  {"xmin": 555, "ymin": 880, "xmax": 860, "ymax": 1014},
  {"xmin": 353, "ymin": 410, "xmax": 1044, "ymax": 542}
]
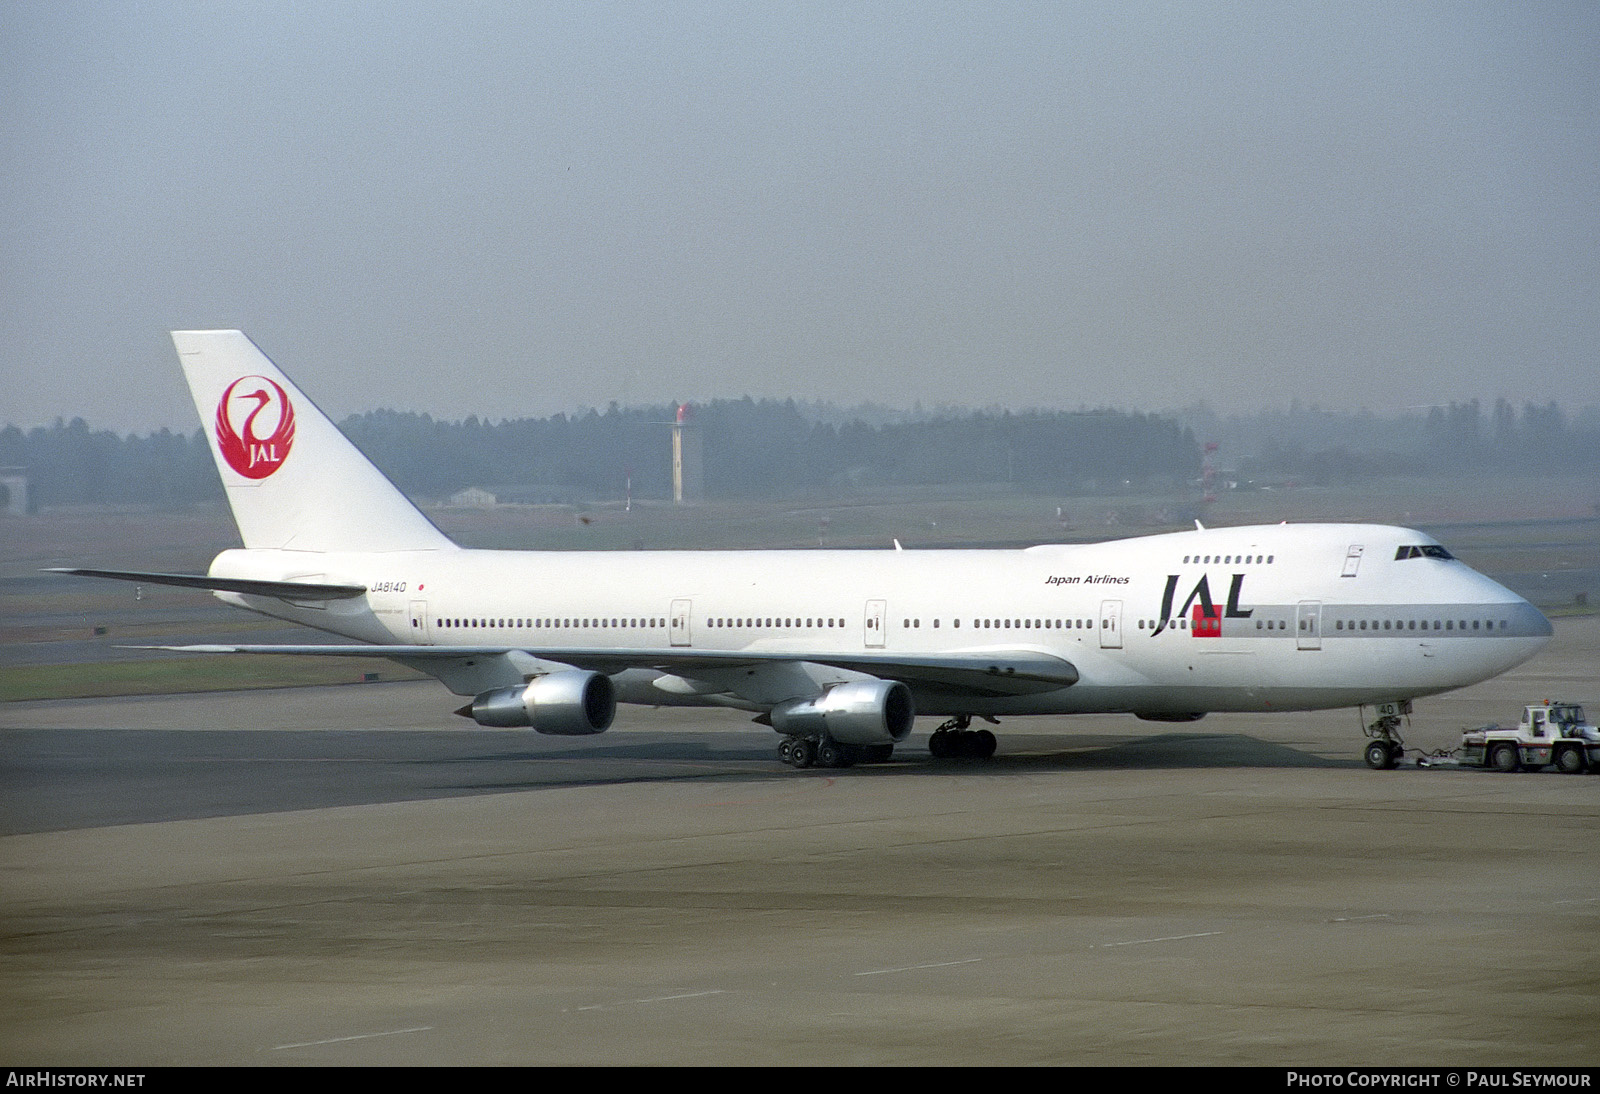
[
  {"xmin": 855, "ymin": 958, "xmax": 983, "ymax": 976},
  {"xmin": 575, "ymin": 989, "xmax": 727, "ymax": 1011},
  {"xmin": 1098, "ymin": 931, "xmax": 1221, "ymax": 947},
  {"xmin": 271, "ymin": 1026, "xmax": 434, "ymax": 1050}
]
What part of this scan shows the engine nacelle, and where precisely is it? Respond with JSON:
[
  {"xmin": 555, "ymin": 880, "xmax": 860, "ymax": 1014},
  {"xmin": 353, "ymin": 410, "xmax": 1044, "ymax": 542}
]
[
  {"xmin": 462, "ymin": 670, "xmax": 616, "ymax": 735},
  {"xmin": 769, "ymin": 680, "xmax": 915, "ymax": 745}
]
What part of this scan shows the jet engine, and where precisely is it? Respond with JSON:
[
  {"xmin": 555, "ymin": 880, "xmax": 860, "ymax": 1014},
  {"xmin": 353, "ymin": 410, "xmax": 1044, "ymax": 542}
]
[
  {"xmin": 459, "ymin": 670, "xmax": 616, "ymax": 735},
  {"xmin": 769, "ymin": 680, "xmax": 915, "ymax": 745}
]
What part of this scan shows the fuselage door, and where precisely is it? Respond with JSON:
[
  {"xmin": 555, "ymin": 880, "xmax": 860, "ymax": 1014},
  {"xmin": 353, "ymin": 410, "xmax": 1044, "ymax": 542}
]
[
  {"xmin": 408, "ymin": 600, "xmax": 430, "ymax": 644},
  {"xmin": 1341, "ymin": 545, "xmax": 1364, "ymax": 577},
  {"xmin": 865, "ymin": 599, "xmax": 887, "ymax": 648},
  {"xmin": 670, "ymin": 599, "xmax": 692, "ymax": 647},
  {"xmin": 1099, "ymin": 599, "xmax": 1123, "ymax": 649},
  {"xmin": 1296, "ymin": 600, "xmax": 1322, "ymax": 650}
]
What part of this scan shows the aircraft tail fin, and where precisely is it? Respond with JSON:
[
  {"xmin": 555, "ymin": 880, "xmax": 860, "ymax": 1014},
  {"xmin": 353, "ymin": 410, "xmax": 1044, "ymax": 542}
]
[{"xmin": 172, "ymin": 330, "xmax": 456, "ymax": 553}]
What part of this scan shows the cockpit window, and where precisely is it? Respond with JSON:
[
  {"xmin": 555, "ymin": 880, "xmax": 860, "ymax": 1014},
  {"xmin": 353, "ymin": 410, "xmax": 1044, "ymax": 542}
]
[{"xmin": 1394, "ymin": 545, "xmax": 1454, "ymax": 561}]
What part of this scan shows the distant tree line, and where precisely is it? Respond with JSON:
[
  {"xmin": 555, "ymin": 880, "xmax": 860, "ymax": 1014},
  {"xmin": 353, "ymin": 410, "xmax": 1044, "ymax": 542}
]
[
  {"xmin": 1, "ymin": 401, "xmax": 1199, "ymax": 509},
  {"xmin": 9, "ymin": 396, "xmax": 1592, "ymax": 510},
  {"xmin": 311, "ymin": 400, "xmax": 1201, "ymax": 500},
  {"xmin": 1181, "ymin": 398, "xmax": 1600, "ymax": 485},
  {"xmin": 0, "ymin": 419, "xmax": 220, "ymax": 510},
  {"xmin": 1420, "ymin": 399, "xmax": 1591, "ymax": 473}
]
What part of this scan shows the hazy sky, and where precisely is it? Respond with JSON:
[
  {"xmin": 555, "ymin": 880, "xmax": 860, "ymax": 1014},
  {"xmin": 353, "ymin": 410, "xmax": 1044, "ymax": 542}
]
[{"xmin": 3, "ymin": 1, "xmax": 1596, "ymax": 432}]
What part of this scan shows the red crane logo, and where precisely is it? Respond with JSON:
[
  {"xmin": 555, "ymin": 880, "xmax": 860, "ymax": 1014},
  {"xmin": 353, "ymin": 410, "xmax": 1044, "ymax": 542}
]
[{"xmin": 216, "ymin": 375, "xmax": 296, "ymax": 479}]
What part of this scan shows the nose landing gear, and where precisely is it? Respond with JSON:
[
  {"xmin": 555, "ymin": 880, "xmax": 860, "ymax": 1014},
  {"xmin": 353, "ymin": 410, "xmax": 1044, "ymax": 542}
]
[{"xmin": 1361, "ymin": 701, "xmax": 1411, "ymax": 770}]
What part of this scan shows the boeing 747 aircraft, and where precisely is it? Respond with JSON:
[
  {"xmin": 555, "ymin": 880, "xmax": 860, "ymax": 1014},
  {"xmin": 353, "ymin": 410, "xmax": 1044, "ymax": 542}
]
[{"xmin": 52, "ymin": 331, "xmax": 1553, "ymax": 770}]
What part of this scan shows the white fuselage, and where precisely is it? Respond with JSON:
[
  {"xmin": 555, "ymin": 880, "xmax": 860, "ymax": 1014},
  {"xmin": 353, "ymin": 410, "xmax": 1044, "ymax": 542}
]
[{"xmin": 210, "ymin": 521, "xmax": 1551, "ymax": 718}]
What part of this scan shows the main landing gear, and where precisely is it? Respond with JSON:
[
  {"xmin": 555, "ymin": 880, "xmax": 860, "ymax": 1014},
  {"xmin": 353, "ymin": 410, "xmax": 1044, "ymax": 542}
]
[
  {"xmin": 1361, "ymin": 702, "xmax": 1410, "ymax": 770},
  {"xmin": 776, "ymin": 736, "xmax": 894, "ymax": 769},
  {"xmin": 928, "ymin": 715, "xmax": 998, "ymax": 760}
]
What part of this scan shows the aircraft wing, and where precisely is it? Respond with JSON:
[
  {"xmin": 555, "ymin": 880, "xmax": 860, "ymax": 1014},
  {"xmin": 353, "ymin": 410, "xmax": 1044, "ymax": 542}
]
[
  {"xmin": 127, "ymin": 643, "xmax": 1080, "ymax": 698},
  {"xmin": 45, "ymin": 568, "xmax": 367, "ymax": 601}
]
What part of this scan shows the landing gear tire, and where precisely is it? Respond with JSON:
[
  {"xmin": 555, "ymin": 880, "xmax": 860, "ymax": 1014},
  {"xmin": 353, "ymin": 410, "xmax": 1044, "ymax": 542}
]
[
  {"xmin": 1489, "ymin": 743, "xmax": 1520, "ymax": 773},
  {"xmin": 1555, "ymin": 746, "xmax": 1587, "ymax": 775},
  {"xmin": 1364, "ymin": 740, "xmax": 1399, "ymax": 771},
  {"xmin": 777, "ymin": 737, "xmax": 795, "ymax": 765},
  {"xmin": 790, "ymin": 737, "xmax": 815, "ymax": 769}
]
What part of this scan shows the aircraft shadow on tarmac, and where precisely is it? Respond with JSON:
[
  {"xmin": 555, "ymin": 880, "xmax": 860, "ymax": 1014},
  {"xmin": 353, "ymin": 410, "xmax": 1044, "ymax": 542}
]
[
  {"xmin": 486, "ymin": 730, "xmax": 1348, "ymax": 775},
  {"xmin": 0, "ymin": 729, "xmax": 1352, "ymax": 834}
]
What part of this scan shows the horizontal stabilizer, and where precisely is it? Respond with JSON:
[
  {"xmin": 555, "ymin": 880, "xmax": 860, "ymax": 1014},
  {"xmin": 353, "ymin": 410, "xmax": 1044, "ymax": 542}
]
[{"xmin": 46, "ymin": 567, "xmax": 366, "ymax": 601}]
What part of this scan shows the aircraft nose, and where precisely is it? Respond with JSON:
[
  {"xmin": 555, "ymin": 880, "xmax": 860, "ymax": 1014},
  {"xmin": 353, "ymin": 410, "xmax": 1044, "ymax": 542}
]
[
  {"xmin": 1481, "ymin": 587, "xmax": 1554, "ymax": 681},
  {"xmin": 1502, "ymin": 584, "xmax": 1552, "ymax": 641},
  {"xmin": 1495, "ymin": 571, "xmax": 1554, "ymax": 638},
  {"xmin": 1471, "ymin": 569, "xmax": 1552, "ymax": 652}
]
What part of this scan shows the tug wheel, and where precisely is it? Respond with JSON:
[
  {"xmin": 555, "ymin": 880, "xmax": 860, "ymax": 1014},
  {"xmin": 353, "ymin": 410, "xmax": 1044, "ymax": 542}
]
[{"xmin": 1489, "ymin": 743, "xmax": 1520, "ymax": 773}]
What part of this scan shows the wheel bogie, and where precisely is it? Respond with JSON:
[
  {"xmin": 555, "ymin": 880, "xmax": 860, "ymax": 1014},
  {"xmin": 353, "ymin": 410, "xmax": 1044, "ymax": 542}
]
[
  {"xmin": 929, "ymin": 728, "xmax": 997, "ymax": 760},
  {"xmin": 778, "ymin": 734, "xmax": 878, "ymax": 769}
]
